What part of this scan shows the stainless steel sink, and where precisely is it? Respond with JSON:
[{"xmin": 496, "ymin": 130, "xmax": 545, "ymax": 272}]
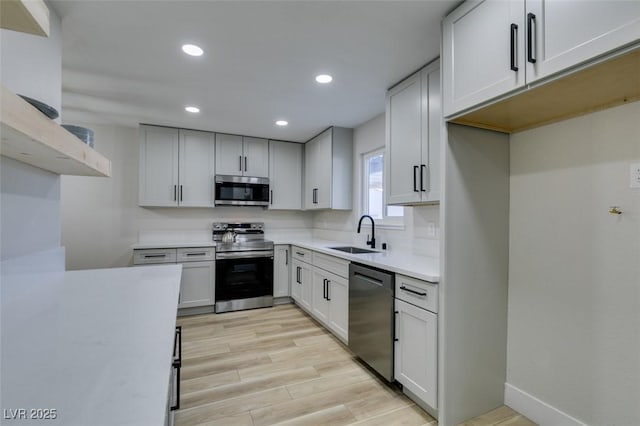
[{"xmin": 328, "ymin": 246, "xmax": 378, "ymax": 254}]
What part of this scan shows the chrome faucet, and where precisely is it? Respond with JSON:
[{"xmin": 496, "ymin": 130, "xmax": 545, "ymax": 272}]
[{"xmin": 357, "ymin": 215, "xmax": 376, "ymax": 249}]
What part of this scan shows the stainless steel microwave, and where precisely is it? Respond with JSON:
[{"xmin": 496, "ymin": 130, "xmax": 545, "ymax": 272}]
[{"xmin": 214, "ymin": 175, "xmax": 270, "ymax": 206}]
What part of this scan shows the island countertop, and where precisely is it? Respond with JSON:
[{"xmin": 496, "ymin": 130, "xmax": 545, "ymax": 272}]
[{"xmin": 1, "ymin": 264, "xmax": 182, "ymax": 425}]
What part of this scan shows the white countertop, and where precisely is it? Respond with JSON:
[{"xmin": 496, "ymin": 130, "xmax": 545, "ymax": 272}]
[
  {"xmin": 130, "ymin": 236, "xmax": 440, "ymax": 282},
  {"xmin": 1, "ymin": 264, "xmax": 182, "ymax": 425},
  {"xmin": 278, "ymin": 239, "xmax": 440, "ymax": 283}
]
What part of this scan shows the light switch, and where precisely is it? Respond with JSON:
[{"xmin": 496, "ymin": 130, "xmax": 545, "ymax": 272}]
[
  {"xmin": 427, "ymin": 222, "xmax": 436, "ymax": 237},
  {"xmin": 631, "ymin": 163, "xmax": 640, "ymax": 189}
]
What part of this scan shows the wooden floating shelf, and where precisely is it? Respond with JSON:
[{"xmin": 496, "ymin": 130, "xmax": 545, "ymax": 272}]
[
  {"xmin": 1, "ymin": 85, "xmax": 112, "ymax": 177},
  {"xmin": 0, "ymin": 0, "xmax": 50, "ymax": 37},
  {"xmin": 451, "ymin": 47, "xmax": 640, "ymax": 134}
]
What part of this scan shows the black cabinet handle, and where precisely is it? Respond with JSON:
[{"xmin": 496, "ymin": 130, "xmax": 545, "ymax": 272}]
[
  {"xmin": 171, "ymin": 325, "xmax": 182, "ymax": 411},
  {"xmin": 420, "ymin": 164, "xmax": 426, "ymax": 192},
  {"xmin": 270, "ymin": 190, "xmax": 273, "ymax": 205},
  {"xmin": 510, "ymin": 23, "xmax": 519, "ymax": 72},
  {"xmin": 173, "ymin": 185, "xmax": 177, "ymax": 201},
  {"xmin": 323, "ymin": 278, "xmax": 327, "ymax": 300},
  {"xmin": 296, "ymin": 266, "xmax": 301, "ymax": 284},
  {"xmin": 400, "ymin": 285, "xmax": 427, "ymax": 297},
  {"xmin": 179, "ymin": 185, "xmax": 183, "ymax": 202},
  {"xmin": 527, "ymin": 13, "xmax": 536, "ymax": 64},
  {"xmin": 239, "ymin": 156, "xmax": 242, "ymax": 171},
  {"xmin": 326, "ymin": 280, "xmax": 331, "ymax": 301},
  {"xmin": 244, "ymin": 156, "xmax": 247, "ymax": 172},
  {"xmin": 185, "ymin": 252, "xmax": 206, "ymax": 256},
  {"xmin": 413, "ymin": 166, "xmax": 419, "ymax": 192},
  {"xmin": 143, "ymin": 254, "xmax": 166, "ymax": 258},
  {"xmin": 285, "ymin": 249, "xmax": 288, "ymax": 265}
]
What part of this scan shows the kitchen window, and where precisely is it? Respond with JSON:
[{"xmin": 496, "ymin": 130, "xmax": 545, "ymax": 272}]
[{"xmin": 362, "ymin": 148, "xmax": 404, "ymax": 227}]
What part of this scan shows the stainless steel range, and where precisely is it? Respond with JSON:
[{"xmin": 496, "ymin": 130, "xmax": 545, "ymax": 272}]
[{"xmin": 213, "ymin": 222, "xmax": 274, "ymax": 313}]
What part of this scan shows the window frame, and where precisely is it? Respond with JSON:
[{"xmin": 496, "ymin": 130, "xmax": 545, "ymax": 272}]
[{"xmin": 361, "ymin": 148, "xmax": 404, "ymax": 229}]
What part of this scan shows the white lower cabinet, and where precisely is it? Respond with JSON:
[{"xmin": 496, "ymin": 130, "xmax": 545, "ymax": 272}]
[
  {"xmin": 311, "ymin": 269, "xmax": 330, "ymax": 323},
  {"xmin": 133, "ymin": 247, "xmax": 215, "ymax": 312},
  {"xmin": 179, "ymin": 261, "xmax": 215, "ymax": 309},
  {"xmin": 325, "ymin": 272, "xmax": 348, "ymax": 341},
  {"xmin": 310, "ymin": 268, "xmax": 349, "ymax": 341},
  {"xmin": 291, "ymin": 259, "xmax": 312, "ymax": 311},
  {"xmin": 394, "ymin": 298, "xmax": 438, "ymax": 410},
  {"xmin": 273, "ymin": 245, "xmax": 290, "ymax": 298},
  {"xmin": 292, "ymin": 246, "xmax": 349, "ymax": 343}
]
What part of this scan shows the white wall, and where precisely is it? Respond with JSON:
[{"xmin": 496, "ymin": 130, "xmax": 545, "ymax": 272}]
[
  {"xmin": 1, "ymin": 7, "xmax": 63, "ymax": 266},
  {"xmin": 61, "ymin": 124, "xmax": 313, "ymax": 270},
  {"xmin": 313, "ymin": 113, "xmax": 440, "ymax": 257},
  {"xmin": 0, "ymin": 158, "xmax": 61, "ymax": 260},
  {"xmin": 507, "ymin": 102, "xmax": 640, "ymax": 425},
  {"xmin": 1, "ymin": 8, "xmax": 62, "ymax": 120}
]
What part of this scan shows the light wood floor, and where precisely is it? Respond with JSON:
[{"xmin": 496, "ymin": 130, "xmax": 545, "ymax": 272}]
[{"xmin": 175, "ymin": 304, "xmax": 535, "ymax": 426}]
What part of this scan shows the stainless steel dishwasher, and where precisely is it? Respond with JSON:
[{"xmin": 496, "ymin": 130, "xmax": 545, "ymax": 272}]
[{"xmin": 348, "ymin": 262, "xmax": 395, "ymax": 381}]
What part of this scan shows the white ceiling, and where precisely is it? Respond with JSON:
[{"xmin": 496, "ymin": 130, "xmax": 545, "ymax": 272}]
[{"xmin": 51, "ymin": 1, "xmax": 459, "ymax": 142}]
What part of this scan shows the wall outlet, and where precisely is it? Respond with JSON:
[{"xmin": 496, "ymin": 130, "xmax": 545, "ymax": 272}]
[
  {"xmin": 427, "ymin": 222, "xmax": 436, "ymax": 237},
  {"xmin": 631, "ymin": 163, "xmax": 640, "ymax": 189}
]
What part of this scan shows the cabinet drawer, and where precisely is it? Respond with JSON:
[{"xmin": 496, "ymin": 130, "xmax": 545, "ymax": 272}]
[
  {"xmin": 395, "ymin": 274, "xmax": 438, "ymax": 313},
  {"xmin": 177, "ymin": 247, "xmax": 214, "ymax": 262},
  {"xmin": 312, "ymin": 252, "xmax": 349, "ymax": 278},
  {"xmin": 292, "ymin": 246, "xmax": 312, "ymax": 263},
  {"xmin": 133, "ymin": 248, "xmax": 177, "ymax": 265}
]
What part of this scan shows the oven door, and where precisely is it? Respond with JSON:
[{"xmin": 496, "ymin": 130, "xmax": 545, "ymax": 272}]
[
  {"xmin": 214, "ymin": 175, "xmax": 269, "ymax": 206},
  {"xmin": 215, "ymin": 252, "xmax": 274, "ymax": 303}
]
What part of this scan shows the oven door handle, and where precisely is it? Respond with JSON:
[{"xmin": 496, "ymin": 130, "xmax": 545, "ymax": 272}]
[{"xmin": 216, "ymin": 250, "xmax": 274, "ymax": 260}]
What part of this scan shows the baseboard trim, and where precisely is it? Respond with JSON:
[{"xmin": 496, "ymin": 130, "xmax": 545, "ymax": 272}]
[{"xmin": 505, "ymin": 383, "xmax": 586, "ymax": 426}]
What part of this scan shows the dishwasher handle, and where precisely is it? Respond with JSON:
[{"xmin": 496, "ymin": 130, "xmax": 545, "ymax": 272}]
[{"xmin": 350, "ymin": 264, "xmax": 394, "ymax": 291}]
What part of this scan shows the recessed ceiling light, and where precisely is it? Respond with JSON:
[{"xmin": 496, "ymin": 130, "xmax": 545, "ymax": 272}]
[
  {"xmin": 275, "ymin": 120, "xmax": 288, "ymax": 126},
  {"xmin": 185, "ymin": 106, "xmax": 200, "ymax": 113},
  {"xmin": 182, "ymin": 44, "xmax": 204, "ymax": 57},
  {"xmin": 315, "ymin": 74, "xmax": 333, "ymax": 84}
]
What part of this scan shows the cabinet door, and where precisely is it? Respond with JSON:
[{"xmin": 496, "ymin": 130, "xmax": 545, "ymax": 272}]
[
  {"xmin": 442, "ymin": 0, "xmax": 525, "ymax": 117},
  {"xmin": 314, "ymin": 130, "xmax": 332, "ymax": 209},
  {"xmin": 268, "ymin": 141, "xmax": 302, "ymax": 210},
  {"xmin": 394, "ymin": 299, "xmax": 437, "ymax": 409},
  {"xmin": 526, "ymin": 0, "xmax": 640, "ymax": 82},
  {"xmin": 327, "ymin": 273, "xmax": 348, "ymax": 342},
  {"xmin": 300, "ymin": 263, "xmax": 313, "ymax": 311},
  {"xmin": 179, "ymin": 261, "xmax": 215, "ymax": 309},
  {"xmin": 215, "ymin": 133, "xmax": 244, "ymax": 176},
  {"xmin": 386, "ymin": 71, "xmax": 423, "ymax": 205},
  {"xmin": 273, "ymin": 245, "xmax": 290, "ymax": 298},
  {"xmin": 420, "ymin": 63, "xmax": 441, "ymax": 203},
  {"xmin": 139, "ymin": 126, "xmax": 179, "ymax": 206},
  {"xmin": 179, "ymin": 130, "xmax": 215, "ymax": 207},
  {"xmin": 291, "ymin": 260, "xmax": 303, "ymax": 303},
  {"xmin": 243, "ymin": 137, "xmax": 269, "ymax": 177},
  {"xmin": 311, "ymin": 269, "xmax": 330, "ymax": 324},
  {"xmin": 303, "ymin": 135, "xmax": 318, "ymax": 209}
]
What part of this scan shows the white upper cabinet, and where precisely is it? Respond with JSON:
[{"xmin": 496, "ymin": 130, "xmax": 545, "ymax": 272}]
[
  {"xmin": 304, "ymin": 127, "xmax": 353, "ymax": 210},
  {"xmin": 215, "ymin": 134, "xmax": 269, "ymax": 178},
  {"xmin": 179, "ymin": 130, "xmax": 216, "ymax": 207},
  {"xmin": 443, "ymin": 0, "xmax": 640, "ymax": 117},
  {"xmin": 268, "ymin": 140, "xmax": 302, "ymax": 210},
  {"xmin": 243, "ymin": 137, "xmax": 269, "ymax": 177},
  {"xmin": 526, "ymin": 0, "xmax": 640, "ymax": 82},
  {"xmin": 386, "ymin": 60, "xmax": 441, "ymax": 205},
  {"xmin": 139, "ymin": 125, "xmax": 215, "ymax": 207},
  {"xmin": 442, "ymin": 0, "xmax": 525, "ymax": 117},
  {"xmin": 215, "ymin": 133, "xmax": 243, "ymax": 176},
  {"xmin": 139, "ymin": 126, "xmax": 180, "ymax": 207}
]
